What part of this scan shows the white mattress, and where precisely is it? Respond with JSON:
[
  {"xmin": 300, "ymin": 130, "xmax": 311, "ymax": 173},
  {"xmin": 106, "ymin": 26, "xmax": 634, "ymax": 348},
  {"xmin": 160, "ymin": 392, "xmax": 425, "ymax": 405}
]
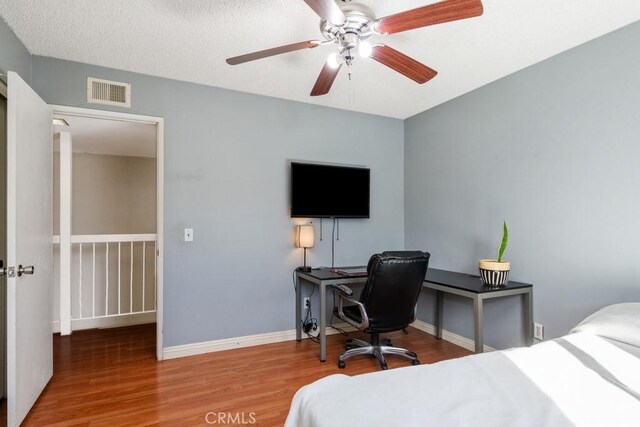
[{"xmin": 285, "ymin": 332, "xmax": 640, "ymax": 427}]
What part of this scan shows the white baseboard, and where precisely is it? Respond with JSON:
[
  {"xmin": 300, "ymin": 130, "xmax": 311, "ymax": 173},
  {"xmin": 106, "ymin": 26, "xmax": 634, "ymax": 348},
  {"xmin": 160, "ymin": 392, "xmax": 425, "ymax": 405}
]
[
  {"xmin": 411, "ymin": 320, "xmax": 495, "ymax": 353},
  {"xmin": 163, "ymin": 329, "xmax": 298, "ymax": 360},
  {"xmin": 52, "ymin": 312, "xmax": 156, "ymax": 334},
  {"xmin": 163, "ymin": 322, "xmax": 357, "ymax": 360},
  {"xmin": 162, "ymin": 320, "xmax": 491, "ymax": 361}
]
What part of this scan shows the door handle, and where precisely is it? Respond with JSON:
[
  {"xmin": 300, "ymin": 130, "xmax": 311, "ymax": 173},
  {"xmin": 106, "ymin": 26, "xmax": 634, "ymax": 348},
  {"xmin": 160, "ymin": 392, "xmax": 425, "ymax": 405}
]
[
  {"xmin": 18, "ymin": 265, "xmax": 35, "ymax": 277},
  {"xmin": 0, "ymin": 262, "xmax": 34, "ymax": 277}
]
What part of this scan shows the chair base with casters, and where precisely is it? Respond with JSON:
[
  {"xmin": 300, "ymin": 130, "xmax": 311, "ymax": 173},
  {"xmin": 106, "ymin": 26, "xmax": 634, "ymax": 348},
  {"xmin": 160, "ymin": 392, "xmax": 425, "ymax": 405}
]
[{"xmin": 338, "ymin": 332, "xmax": 420, "ymax": 370}]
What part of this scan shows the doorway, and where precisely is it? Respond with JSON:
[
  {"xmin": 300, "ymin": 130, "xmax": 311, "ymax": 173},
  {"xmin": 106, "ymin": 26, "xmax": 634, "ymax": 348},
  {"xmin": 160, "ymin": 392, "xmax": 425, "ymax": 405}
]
[{"xmin": 51, "ymin": 106, "xmax": 164, "ymax": 360}]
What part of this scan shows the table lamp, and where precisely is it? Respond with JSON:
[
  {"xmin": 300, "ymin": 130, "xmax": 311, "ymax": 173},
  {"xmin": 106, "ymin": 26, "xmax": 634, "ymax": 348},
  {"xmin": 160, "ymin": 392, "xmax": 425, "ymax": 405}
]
[{"xmin": 295, "ymin": 225, "xmax": 315, "ymax": 272}]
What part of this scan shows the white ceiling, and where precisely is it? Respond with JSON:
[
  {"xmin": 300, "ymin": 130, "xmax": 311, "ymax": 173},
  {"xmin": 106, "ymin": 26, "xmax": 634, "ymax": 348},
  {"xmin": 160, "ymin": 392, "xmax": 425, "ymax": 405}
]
[
  {"xmin": 2, "ymin": 0, "xmax": 639, "ymax": 119},
  {"xmin": 53, "ymin": 115, "xmax": 157, "ymax": 158}
]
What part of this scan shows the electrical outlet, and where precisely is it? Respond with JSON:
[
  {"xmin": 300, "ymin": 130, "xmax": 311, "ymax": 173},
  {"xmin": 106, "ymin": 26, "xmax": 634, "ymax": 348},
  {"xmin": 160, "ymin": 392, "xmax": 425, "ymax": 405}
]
[
  {"xmin": 534, "ymin": 322, "xmax": 544, "ymax": 340},
  {"xmin": 303, "ymin": 297, "xmax": 311, "ymax": 308}
]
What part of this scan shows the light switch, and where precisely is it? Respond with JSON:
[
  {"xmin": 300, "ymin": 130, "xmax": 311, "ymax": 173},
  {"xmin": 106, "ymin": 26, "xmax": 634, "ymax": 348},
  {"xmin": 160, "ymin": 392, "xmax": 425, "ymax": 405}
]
[{"xmin": 184, "ymin": 228, "xmax": 194, "ymax": 242}]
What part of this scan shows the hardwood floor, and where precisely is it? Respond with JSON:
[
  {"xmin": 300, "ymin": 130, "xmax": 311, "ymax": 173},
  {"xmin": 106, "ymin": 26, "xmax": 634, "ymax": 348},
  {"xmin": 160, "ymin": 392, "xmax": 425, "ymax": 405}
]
[{"xmin": 23, "ymin": 324, "xmax": 471, "ymax": 426}]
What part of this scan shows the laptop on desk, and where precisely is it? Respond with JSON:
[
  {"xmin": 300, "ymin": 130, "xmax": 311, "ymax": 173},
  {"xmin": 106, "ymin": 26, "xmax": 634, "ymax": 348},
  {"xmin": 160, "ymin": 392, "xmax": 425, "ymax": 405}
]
[{"xmin": 331, "ymin": 266, "xmax": 368, "ymax": 276}]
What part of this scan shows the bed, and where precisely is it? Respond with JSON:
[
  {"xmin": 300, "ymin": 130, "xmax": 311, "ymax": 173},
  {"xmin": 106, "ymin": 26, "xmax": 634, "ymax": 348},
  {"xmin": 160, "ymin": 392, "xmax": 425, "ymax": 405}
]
[{"xmin": 285, "ymin": 303, "xmax": 640, "ymax": 427}]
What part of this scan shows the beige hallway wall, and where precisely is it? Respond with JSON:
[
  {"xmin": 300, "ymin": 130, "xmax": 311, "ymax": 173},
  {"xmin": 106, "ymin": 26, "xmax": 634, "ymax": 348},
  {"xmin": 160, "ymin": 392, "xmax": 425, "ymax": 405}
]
[{"xmin": 53, "ymin": 152, "xmax": 156, "ymax": 235}]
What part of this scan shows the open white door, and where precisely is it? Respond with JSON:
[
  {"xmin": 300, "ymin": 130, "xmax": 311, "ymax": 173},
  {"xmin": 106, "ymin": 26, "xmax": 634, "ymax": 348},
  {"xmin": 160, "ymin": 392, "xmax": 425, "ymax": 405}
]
[{"xmin": 5, "ymin": 72, "xmax": 53, "ymax": 426}]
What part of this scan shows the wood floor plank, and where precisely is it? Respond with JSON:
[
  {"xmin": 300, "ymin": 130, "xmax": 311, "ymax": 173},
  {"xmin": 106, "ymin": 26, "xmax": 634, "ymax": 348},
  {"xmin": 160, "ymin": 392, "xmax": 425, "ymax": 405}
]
[{"xmin": 22, "ymin": 324, "xmax": 471, "ymax": 426}]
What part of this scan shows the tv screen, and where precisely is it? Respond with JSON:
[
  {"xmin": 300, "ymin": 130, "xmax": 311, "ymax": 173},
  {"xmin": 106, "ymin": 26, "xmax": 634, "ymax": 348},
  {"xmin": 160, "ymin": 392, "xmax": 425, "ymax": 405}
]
[{"xmin": 290, "ymin": 162, "xmax": 370, "ymax": 218}]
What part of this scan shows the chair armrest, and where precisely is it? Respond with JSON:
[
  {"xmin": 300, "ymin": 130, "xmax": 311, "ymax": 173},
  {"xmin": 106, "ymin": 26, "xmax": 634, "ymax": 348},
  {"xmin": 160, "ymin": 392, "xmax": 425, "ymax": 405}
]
[
  {"xmin": 333, "ymin": 284, "xmax": 353, "ymax": 297},
  {"xmin": 337, "ymin": 293, "xmax": 369, "ymax": 331}
]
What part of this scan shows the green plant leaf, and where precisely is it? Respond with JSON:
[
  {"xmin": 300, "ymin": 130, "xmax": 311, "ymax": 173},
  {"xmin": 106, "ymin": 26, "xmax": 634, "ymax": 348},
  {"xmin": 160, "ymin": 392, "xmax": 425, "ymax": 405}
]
[{"xmin": 497, "ymin": 221, "xmax": 508, "ymax": 262}]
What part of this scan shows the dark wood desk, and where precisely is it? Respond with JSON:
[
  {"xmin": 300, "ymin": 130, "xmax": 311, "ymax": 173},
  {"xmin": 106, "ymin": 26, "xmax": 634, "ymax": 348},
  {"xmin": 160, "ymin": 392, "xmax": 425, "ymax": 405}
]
[
  {"xmin": 424, "ymin": 269, "xmax": 533, "ymax": 353},
  {"xmin": 296, "ymin": 267, "xmax": 533, "ymax": 361}
]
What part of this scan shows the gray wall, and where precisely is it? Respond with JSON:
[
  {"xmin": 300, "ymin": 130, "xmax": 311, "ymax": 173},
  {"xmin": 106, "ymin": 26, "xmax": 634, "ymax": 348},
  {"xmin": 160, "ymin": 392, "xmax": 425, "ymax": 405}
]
[
  {"xmin": 406, "ymin": 21, "xmax": 640, "ymax": 349},
  {"xmin": 31, "ymin": 56, "xmax": 405, "ymax": 347},
  {"xmin": 0, "ymin": 18, "xmax": 31, "ymax": 84}
]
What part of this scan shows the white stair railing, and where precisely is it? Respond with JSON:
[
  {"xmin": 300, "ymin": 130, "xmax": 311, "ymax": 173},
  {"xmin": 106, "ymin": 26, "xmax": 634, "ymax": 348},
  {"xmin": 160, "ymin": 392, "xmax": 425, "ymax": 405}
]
[{"xmin": 53, "ymin": 234, "xmax": 157, "ymax": 325}]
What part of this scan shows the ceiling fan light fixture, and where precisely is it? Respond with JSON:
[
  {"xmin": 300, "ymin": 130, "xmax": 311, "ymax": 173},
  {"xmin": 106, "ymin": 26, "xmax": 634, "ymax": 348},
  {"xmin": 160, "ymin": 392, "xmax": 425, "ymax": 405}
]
[
  {"xmin": 226, "ymin": 0, "xmax": 485, "ymax": 97},
  {"xmin": 327, "ymin": 52, "xmax": 343, "ymax": 69},
  {"xmin": 358, "ymin": 41, "xmax": 372, "ymax": 58}
]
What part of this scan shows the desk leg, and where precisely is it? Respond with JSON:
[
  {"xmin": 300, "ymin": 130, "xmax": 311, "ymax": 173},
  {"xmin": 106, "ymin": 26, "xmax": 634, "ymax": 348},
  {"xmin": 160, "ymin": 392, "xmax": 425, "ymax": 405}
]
[
  {"xmin": 436, "ymin": 290, "xmax": 443, "ymax": 340},
  {"xmin": 524, "ymin": 290, "xmax": 533, "ymax": 346},
  {"xmin": 319, "ymin": 282, "xmax": 327, "ymax": 362},
  {"xmin": 295, "ymin": 274, "xmax": 302, "ymax": 341},
  {"xmin": 473, "ymin": 295, "xmax": 484, "ymax": 353}
]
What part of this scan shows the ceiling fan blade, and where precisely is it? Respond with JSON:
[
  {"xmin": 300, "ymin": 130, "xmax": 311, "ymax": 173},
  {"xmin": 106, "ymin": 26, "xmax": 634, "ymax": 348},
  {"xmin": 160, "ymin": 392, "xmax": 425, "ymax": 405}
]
[
  {"xmin": 310, "ymin": 63, "xmax": 342, "ymax": 96},
  {"xmin": 375, "ymin": 0, "xmax": 483, "ymax": 35},
  {"xmin": 303, "ymin": 0, "xmax": 346, "ymax": 26},
  {"xmin": 226, "ymin": 40, "xmax": 321, "ymax": 65},
  {"xmin": 370, "ymin": 45, "xmax": 437, "ymax": 84}
]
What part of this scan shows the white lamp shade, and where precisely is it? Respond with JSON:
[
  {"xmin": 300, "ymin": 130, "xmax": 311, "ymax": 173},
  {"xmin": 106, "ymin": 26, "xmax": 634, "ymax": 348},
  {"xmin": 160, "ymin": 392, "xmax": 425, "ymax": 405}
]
[{"xmin": 295, "ymin": 225, "xmax": 315, "ymax": 248}]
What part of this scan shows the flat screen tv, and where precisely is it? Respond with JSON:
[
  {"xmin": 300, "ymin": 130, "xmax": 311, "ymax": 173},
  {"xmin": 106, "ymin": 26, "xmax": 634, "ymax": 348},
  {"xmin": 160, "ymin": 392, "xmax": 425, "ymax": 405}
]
[{"xmin": 290, "ymin": 162, "xmax": 370, "ymax": 218}]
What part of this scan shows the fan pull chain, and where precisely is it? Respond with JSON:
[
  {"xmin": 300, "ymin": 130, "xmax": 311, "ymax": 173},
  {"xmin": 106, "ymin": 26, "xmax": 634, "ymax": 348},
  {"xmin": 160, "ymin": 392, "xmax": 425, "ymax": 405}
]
[
  {"xmin": 348, "ymin": 73, "xmax": 356, "ymax": 105},
  {"xmin": 344, "ymin": 49, "xmax": 355, "ymax": 104}
]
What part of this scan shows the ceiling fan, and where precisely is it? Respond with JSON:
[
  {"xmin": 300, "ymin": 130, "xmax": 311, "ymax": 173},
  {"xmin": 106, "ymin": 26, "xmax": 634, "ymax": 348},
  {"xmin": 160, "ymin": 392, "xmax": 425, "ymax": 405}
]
[{"xmin": 226, "ymin": 0, "xmax": 484, "ymax": 96}]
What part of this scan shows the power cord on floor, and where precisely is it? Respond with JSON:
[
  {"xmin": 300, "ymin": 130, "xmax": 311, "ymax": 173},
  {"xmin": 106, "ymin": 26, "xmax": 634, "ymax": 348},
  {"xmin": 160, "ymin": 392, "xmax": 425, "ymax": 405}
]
[
  {"xmin": 293, "ymin": 268, "xmax": 321, "ymax": 342},
  {"xmin": 294, "ymin": 269, "xmax": 349, "ymax": 342},
  {"xmin": 302, "ymin": 301, "xmax": 319, "ymax": 342}
]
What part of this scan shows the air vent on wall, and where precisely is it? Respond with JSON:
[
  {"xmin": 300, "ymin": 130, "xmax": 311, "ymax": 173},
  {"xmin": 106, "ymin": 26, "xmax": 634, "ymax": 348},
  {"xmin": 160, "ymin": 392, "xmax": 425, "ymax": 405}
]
[{"xmin": 87, "ymin": 77, "xmax": 131, "ymax": 108}]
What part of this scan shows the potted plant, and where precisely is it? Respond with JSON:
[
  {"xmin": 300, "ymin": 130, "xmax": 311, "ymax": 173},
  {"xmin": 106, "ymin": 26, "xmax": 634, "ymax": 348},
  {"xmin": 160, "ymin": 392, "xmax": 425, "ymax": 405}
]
[{"xmin": 479, "ymin": 221, "xmax": 510, "ymax": 286}]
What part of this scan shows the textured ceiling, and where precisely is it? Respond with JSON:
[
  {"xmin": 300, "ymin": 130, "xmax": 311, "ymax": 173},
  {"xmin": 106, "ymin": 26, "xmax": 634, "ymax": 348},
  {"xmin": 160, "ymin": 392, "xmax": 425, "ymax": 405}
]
[{"xmin": 1, "ymin": 0, "xmax": 639, "ymax": 119}]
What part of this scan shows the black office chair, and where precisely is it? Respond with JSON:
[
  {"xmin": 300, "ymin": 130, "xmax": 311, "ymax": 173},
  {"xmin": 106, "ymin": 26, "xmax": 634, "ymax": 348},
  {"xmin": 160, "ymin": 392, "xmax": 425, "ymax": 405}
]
[{"xmin": 335, "ymin": 251, "xmax": 430, "ymax": 370}]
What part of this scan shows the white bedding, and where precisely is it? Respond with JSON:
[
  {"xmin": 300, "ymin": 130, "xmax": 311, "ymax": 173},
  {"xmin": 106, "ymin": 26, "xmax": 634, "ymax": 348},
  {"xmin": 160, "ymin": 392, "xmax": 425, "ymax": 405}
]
[
  {"xmin": 285, "ymin": 331, "xmax": 640, "ymax": 427},
  {"xmin": 571, "ymin": 303, "xmax": 640, "ymax": 348}
]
